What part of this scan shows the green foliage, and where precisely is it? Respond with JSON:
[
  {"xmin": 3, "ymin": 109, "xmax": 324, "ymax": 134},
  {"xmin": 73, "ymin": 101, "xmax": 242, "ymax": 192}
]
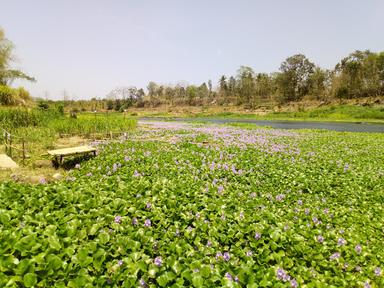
[
  {"xmin": 0, "ymin": 85, "xmax": 14, "ymax": 105},
  {"xmin": 333, "ymin": 50, "xmax": 384, "ymax": 99},
  {"xmin": 0, "ymin": 85, "xmax": 32, "ymax": 106},
  {"xmin": 0, "ymin": 124, "xmax": 383, "ymax": 286},
  {"xmin": 46, "ymin": 114, "xmax": 136, "ymax": 135},
  {"xmin": 38, "ymin": 101, "xmax": 49, "ymax": 110},
  {"xmin": 269, "ymin": 105, "xmax": 384, "ymax": 121},
  {"xmin": 0, "ymin": 108, "xmax": 40, "ymax": 129},
  {"xmin": 0, "ymin": 27, "xmax": 35, "ymax": 86}
]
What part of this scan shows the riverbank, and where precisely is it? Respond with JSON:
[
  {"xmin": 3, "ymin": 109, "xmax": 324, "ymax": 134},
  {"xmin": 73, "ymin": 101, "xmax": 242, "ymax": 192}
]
[{"xmin": 127, "ymin": 101, "xmax": 384, "ymax": 123}]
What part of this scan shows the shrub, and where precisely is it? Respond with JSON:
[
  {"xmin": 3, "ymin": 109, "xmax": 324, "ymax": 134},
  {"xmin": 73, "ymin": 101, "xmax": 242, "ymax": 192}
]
[{"xmin": 0, "ymin": 85, "xmax": 16, "ymax": 105}]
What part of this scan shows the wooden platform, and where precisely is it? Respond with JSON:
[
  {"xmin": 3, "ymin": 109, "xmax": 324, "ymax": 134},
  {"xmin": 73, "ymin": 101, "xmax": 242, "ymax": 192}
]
[
  {"xmin": 0, "ymin": 154, "xmax": 19, "ymax": 169},
  {"xmin": 47, "ymin": 145, "xmax": 97, "ymax": 164}
]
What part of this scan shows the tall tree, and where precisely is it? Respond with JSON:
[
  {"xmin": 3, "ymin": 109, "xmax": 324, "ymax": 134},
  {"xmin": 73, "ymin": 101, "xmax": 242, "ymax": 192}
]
[
  {"xmin": 0, "ymin": 28, "xmax": 35, "ymax": 85},
  {"xmin": 236, "ymin": 66, "xmax": 256, "ymax": 106},
  {"xmin": 278, "ymin": 54, "xmax": 315, "ymax": 102}
]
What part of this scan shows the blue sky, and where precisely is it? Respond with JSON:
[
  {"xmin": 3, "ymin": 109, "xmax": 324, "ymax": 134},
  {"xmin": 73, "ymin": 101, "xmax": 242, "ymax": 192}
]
[{"xmin": 2, "ymin": 0, "xmax": 384, "ymax": 100}]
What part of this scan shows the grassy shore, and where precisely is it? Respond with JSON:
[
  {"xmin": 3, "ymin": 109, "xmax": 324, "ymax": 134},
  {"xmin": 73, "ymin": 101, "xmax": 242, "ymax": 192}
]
[{"xmin": 127, "ymin": 102, "xmax": 384, "ymax": 123}]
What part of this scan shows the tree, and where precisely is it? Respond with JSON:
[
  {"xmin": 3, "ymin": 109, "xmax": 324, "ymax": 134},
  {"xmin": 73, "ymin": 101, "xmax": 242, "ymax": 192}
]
[
  {"xmin": 198, "ymin": 82, "xmax": 209, "ymax": 104},
  {"xmin": 186, "ymin": 85, "xmax": 198, "ymax": 105},
  {"xmin": 278, "ymin": 54, "xmax": 315, "ymax": 102},
  {"xmin": 255, "ymin": 73, "xmax": 274, "ymax": 105},
  {"xmin": 308, "ymin": 68, "xmax": 330, "ymax": 100},
  {"xmin": 333, "ymin": 50, "xmax": 383, "ymax": 98},
  {"xmin": 0, "ymin": 28, "xmax": 35, "ymax": 85},
  {"xmin": 218, "ymin": 75, "xmax": 228, "ymax": 97},
  {"xmin": 236, "ymin": 66, "xmax": 256, "ymax": 106}
]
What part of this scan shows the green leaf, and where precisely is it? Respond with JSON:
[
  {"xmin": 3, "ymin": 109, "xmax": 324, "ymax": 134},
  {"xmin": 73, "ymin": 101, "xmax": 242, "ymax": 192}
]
[
  {"xmin": 47, "ymin": 254, "xmax": 63, "ymax": 270},
  {"xmin": 156, "ymin": 273, "xmax": 169, "ymax": 287},
  {"xmin": 192, "ymin": 275, "xmax": 204, "ymax": 287},
  {"xmin": 23, "ymin": 273, "xmax": 37, "ymax": 287},
  {"xmin": 48, "ymin": 236, "xmax": 61, "ymax": 250}
]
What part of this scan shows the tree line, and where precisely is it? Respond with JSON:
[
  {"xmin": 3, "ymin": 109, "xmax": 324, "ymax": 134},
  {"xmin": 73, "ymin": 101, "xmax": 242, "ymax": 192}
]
[
  {"xmin": 135, "ymin": 51, "xmax": 384, "ymax": 109},
  {"xmin": 59, "ymin": 50, "xmax": 384, "ymax": 112},
  {"xmin": 1, "ymin": 26, "xmax": 383, "ymax": 109}
]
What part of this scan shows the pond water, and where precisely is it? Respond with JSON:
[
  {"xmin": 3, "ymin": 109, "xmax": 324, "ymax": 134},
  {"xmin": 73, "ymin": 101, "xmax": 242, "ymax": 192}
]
[{"xmin": 140, "ymin": 117, "xmax": 384, "ymax": 133}]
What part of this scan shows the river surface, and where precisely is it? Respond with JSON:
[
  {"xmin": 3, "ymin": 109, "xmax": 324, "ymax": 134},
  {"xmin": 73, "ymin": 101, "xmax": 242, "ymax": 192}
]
[{"xmin": 139, "ymin": 117, "xmax": 384, "ymax": 133}]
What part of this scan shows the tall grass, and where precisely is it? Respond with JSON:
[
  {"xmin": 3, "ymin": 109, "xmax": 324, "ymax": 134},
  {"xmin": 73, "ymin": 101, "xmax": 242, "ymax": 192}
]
[
  {"xmin": 47, "ymin": 115, "xmax": 136, "ymax": 135},
  {"xmin": 269, "ymin": 105, "xmax": 384, "ymax": 120},
  {"xmin": 0, "ymin": 107, "xmax": 63, "ymax": 130},
  {"xmin": 0, "ymin": 108, "xmax": 136, "ymax": 134}
]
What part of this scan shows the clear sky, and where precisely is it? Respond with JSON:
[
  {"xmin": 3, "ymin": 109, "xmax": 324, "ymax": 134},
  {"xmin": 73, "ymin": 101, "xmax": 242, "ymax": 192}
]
[{"xmin": 1, "ymin": 0, "xmax": 383, "ymax": 100}]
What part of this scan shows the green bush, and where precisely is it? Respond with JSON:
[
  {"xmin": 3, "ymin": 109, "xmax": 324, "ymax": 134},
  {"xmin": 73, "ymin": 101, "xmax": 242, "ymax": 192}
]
[
  {"xmin": 0, "ymin": 86, "xmax": 32, "ymax": 106},
  {"xmin": 0, "ymin": 85, "xmax": 16, "ymax": 105}
]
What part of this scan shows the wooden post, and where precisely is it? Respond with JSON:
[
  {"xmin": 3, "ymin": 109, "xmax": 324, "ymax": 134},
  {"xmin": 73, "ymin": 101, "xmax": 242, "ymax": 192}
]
[
  {"xmin": 9, "ymin": 134, "xmax": 12, "ymax": 158},
  {"xmin": 22, "ymin": 139, "xmax": 25, "ymax": 165},
  {"xmin": 3, "ymin": 131, "xmax": 7, "ymax": 155}
]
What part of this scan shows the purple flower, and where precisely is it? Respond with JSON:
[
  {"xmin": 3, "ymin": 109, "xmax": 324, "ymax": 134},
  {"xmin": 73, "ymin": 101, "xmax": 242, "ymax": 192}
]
[
  {"xmin": 132, "ymin": 217, "xmax": 138, "ymax": 225},
  {"xmin": 133, "ymin": 170, "xmax": 141, "ymax": 177},
  {"xmin": 234, "ymin": 276, "xmax": 239, "ymax": 283},
  {"xmin": 275, "ymin": 194, "xmax": 285, "ymax": 202},
  {"xmin": 364, "ymin": 281, "xmax": 371, "ymax": 288},
  {"xmin": 305, "ymin": 208, "xmax": 310, "ymax": 215},
  {"xmin": 223, "ymin": 252, "xmax": 230, "ymax": 261},
  {"xmin": 144, "ymin": 219, "xmax": 151, "ymax": 227},
  {"xmin": 255, "ymin": 232, "xmax": 261, "ymax": 240},
  {"xmin": 114, "ymin": 216, "xmax": 122, "ymax": 224},
  {"xmin": 355, "ymin": 244, "xmax": 362, "ymax": 254},
  {"xmin": 206, "ymin": 240, "xmax": 212, "ymax": 247},
  {"xmin": 218, "ymin": 185, "xmax": 224, "ymax": 194},
  {"xmin": 215, "ymin": 252, "xmax": 223, "ymax": 260},
  {"xmin": 330, "ymin": 252, "xmax": 340, "ymax": 260},
  {"xmin": 374, "ymin": 267, "xmax": 382, "ymax": 276},
  {"xmin": 146, "ymin": 202, "xmax": 152, "ymax": 209},
  {"xmin": 338, "ymin": 237, "xmax": 347, "ymax": 246},
  {"xmin": 246, "ymin": 250, "xmax": 253, "ymax": 257},
  {"xmin": 224, "ymin": 272, "xmax": 232, "ymax": 281},
  {"xmin": 297, "ymin": 199, "xmax": 303, "ymax": 205},
  {"xmin": 290, "ymin": 278, "xmax": 298, "ymax": 288},
  {"xmin": 118, "ymin": 260, "xmax": 123, "ymax": 266},
  {"xmin": 276, "ymin": 268, "xmax": 291, "ymax": 282},
  {"xmin": 317, "ymin": 235, "xmax": 324, "ymax": 243},
  {"xmin": 154, "ymin": 256, "xmax": 162, "ymax": 267},
  {"xmin": 193, "ymin": 268, "xmax": 199, "ymax": 273},
  {"xmin": 39, "ymin": 177, "xmax": 47, "ymax": 184},
  {"xmin": 139, "ymin": 278, "xmax": 148, "ymax": 288}
]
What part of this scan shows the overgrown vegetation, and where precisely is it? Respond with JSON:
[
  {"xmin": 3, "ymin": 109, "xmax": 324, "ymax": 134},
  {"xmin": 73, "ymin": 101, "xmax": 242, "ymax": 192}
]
[
  {"xmin": 0, "ymin": 28, "xmax": 34, "ymax": 106},
  {"xmin": 0, "ymin": 123, "xmax": 383, "ymax": 287},
  {"xmin": 0, "ymin": 108, "xmax": 136, "ymax": 166}
]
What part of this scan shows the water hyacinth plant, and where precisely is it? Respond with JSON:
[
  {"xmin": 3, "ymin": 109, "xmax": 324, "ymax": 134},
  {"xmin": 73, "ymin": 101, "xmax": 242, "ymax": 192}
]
[{"xmin": 0, "ymin": 120, "xmax": 383, "ymax": 287}]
